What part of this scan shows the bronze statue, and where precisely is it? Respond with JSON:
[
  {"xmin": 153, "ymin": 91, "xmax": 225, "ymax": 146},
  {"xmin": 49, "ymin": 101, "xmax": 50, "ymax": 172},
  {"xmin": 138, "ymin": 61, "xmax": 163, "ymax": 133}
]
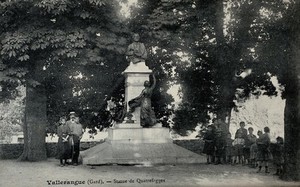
[
  {"xmin": 126, "ymin": 33, "xmax": 147, "ymax": 64},
  {"xmin": 128, "ymin": 74, "xmax": 157, "ymax": 127}
]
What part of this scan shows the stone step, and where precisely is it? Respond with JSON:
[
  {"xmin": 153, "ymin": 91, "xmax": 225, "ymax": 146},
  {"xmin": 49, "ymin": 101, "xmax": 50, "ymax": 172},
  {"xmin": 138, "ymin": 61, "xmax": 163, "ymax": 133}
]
[{"xmin": 81, "ymin": 141, "xmax": 206, "ymax": 165}]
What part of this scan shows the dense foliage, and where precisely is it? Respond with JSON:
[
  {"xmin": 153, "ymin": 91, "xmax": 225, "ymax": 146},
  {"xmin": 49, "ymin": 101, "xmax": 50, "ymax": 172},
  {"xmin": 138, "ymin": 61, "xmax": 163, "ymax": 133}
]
[
  {"xmin": 0, "ymin": 85, "xmax": 24, "ymax": 142},
  {"xmin": 0, "ymin": 0, "xmax": 291, "ymax": 134},
  {"xmin": 0, "ymin": 0, "xmax": 294, "ymax": 135},
  {"xmin": 0, "ymin": 0, "xmax": 129, "ymax": 132},
  {"xmin": 126, "ymin": 0, "xmax": 287, "ymax": 135}
]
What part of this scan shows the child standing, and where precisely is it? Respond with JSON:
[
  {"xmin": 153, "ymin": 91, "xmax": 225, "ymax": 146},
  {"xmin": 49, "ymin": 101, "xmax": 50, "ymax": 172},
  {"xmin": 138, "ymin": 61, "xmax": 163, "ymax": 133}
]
[
  {"xmin": 225, "ymin": 133, "xmax": 233, "ymax": 164},
  {"xmin": 273, "ymin": 136, "xmax": 284, "ymax": 175},
  {"xmin": 202, "ymin": 125, "xmax": 215, "ymax": 164},
  {"xmin": 250, "ymin": 130, "xmax": 262, "ymax": 168},
  {"xmin": 232, "ymin": 131, "xmax": 245, "ymax": 165},
  {"xmin": 57, "ymin": 116, "xmax": 71, "ymax": 166},
  {"xmin": 244, "ymin": 127, "xmax": 257, "ymax": 166},
  {"xmin": 256, "ymin": 127, "xmax": 271, "ymax": 173},
  {"xmin": 214, "ymin": 128, "xmax": 225, "ymax": 165}
]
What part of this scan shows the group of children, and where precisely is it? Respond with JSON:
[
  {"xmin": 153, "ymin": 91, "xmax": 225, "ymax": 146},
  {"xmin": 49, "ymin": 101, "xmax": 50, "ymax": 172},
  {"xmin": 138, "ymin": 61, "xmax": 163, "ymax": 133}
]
[{"xmin": 202, "ymin": 121, "xmax": 284, "ymax": 175}]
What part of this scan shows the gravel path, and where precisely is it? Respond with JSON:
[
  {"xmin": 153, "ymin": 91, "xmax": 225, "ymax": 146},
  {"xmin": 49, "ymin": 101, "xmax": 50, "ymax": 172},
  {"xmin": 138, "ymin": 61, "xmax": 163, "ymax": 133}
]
[{"xmin": 0, "ymin": 159, "xmax": 299, "ymax": 187}]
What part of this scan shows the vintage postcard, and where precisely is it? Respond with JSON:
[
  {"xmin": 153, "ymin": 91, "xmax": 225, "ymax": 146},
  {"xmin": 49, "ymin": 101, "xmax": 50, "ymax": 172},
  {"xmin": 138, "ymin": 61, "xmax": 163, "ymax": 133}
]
[{"xmin": 0, "ymin": 0, "xmax": 299, "ymax": 186}]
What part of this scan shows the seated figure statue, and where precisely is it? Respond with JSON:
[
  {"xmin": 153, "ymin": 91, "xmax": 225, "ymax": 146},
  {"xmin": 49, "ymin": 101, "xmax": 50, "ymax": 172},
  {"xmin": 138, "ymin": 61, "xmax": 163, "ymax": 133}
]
[
  {"xmin": 128, "ymin": 74, "xmax": 157, "ymax": 127},
  {"xmin": 126, "ymin": 33, "xmax": 147, "ymax": 64}
]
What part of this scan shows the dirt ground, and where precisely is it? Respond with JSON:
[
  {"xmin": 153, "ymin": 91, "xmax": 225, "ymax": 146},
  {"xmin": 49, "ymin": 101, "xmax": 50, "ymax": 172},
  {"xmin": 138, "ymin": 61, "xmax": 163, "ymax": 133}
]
[{"xmin": 0, "ymin": 159, "xmax": 299, "ymax": 187}]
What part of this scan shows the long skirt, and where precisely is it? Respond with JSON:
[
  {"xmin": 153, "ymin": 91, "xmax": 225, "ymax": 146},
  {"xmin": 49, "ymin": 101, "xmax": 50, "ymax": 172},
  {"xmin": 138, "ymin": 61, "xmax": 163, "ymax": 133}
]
[
  {"xmin": 203, "ymin": 141, "xmax": 215, "ymax": 155},
  {"xmin": 57, "ymin": 139, "xmax": 71, "ymax": 159},
  {"xmin": 256, "ymin": 144, "xmax": 271, "ymax": 161}
]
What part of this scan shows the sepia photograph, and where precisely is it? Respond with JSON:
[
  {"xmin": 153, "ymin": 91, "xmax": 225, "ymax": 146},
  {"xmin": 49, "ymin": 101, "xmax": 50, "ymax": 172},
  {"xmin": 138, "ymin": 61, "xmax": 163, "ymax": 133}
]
[{"xmin": 0, "ymin": 0, "xmax": 300, "ymax": 186}]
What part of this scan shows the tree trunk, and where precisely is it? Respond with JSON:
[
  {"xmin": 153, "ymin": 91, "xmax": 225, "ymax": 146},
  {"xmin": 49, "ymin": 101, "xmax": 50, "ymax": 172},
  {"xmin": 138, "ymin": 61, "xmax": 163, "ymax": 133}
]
[
  {"xmin": 282, "ymin": 94, "xmax": 300, "ymax": 181},
  {"xmin": 281, "ymin": 38, "xmax": 300, "ymax": 181},
  {"xmin": 19, "ymin": 82, "xmax": 47, "ymax": 161},
  {"xmin": 213, "ymin": 0, "xmax": 232, "ymax": 133},
  {"xmin": 213, "ymin": 0, "xmax": 262, "ymax": 134}
]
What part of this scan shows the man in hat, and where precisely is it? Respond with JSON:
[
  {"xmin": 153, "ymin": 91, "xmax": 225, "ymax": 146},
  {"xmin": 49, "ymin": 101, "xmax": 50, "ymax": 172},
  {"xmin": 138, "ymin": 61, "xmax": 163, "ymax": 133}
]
[{"xmin": 66, "ymin": 112, "xmax": 83, "ymax": 166}]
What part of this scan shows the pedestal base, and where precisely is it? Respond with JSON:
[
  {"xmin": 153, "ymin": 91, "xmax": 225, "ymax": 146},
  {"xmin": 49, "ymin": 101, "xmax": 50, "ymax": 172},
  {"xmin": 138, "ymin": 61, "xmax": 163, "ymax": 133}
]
[
  {"xmin": 81, "ymin": 128, "xmax": 206, "ymax": 165},
  {"xmin": 114, "ymin": 122, "xmax": 163, "ymax": 129},
  {"xmin": 108, "ymin": 127, "xmax": 172, "ymax": 143}
]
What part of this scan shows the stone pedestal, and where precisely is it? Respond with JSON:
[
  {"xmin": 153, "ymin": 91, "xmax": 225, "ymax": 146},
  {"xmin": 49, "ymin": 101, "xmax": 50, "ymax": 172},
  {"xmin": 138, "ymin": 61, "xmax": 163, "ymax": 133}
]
[
  {"xmin": 81, "ymin": 127, "xmax": 206, "ymax": 165},
  {"xmin": 81, "ymin": 62, "xmax": 206, "ymax": 165},
  {"xmin": 108, "ymin": 127, "xmax": 171, "ymax": 143},
  {"xmin": 122, "ymin": 62, "xmax": 152, "ymax": 125}
]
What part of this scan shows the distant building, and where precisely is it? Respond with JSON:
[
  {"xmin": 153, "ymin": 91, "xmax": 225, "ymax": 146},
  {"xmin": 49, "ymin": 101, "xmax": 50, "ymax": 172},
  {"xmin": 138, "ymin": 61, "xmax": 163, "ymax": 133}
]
[{"xmin": 11, "ymin": 132, "xmax": 24, "ymax": 143}]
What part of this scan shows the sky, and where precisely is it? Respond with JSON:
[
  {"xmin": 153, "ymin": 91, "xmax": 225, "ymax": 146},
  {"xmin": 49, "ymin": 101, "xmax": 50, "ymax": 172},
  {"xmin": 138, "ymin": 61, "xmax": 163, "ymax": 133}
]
[{"xmin": 119, "ymin": 0, "xmax": 138, "ymax": 18}]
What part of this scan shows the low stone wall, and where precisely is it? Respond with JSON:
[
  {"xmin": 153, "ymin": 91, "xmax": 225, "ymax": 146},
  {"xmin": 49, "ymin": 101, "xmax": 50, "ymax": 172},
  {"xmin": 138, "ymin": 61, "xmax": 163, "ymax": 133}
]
[
  {"xmin": 0, "ymin": 141, "xmax": 104, "ymax": 159},
  {"xmin": 173, "ymin": 139, "xmax": 205, "ymax": 155},
  {"xmin": 0, "ymin": 143, "xmax": 23, "ymax": 159},
  {"xmin": 0, "ymin": 140, "xmax": 277, "ymax": 160}
]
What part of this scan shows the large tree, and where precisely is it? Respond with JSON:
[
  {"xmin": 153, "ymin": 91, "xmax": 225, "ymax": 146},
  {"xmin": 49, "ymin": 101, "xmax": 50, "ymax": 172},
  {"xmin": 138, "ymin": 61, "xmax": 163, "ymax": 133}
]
[
  {"xmin": 0, "ymin": 0, "xmax": 128, "ymax": 161},
  {"xmin": 142, "ymin": 0, "xmax": 279, "ymax": 135},
  {"xmin": 258, "ymin": 0, "xmax": 300, "ymax": 181}
]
